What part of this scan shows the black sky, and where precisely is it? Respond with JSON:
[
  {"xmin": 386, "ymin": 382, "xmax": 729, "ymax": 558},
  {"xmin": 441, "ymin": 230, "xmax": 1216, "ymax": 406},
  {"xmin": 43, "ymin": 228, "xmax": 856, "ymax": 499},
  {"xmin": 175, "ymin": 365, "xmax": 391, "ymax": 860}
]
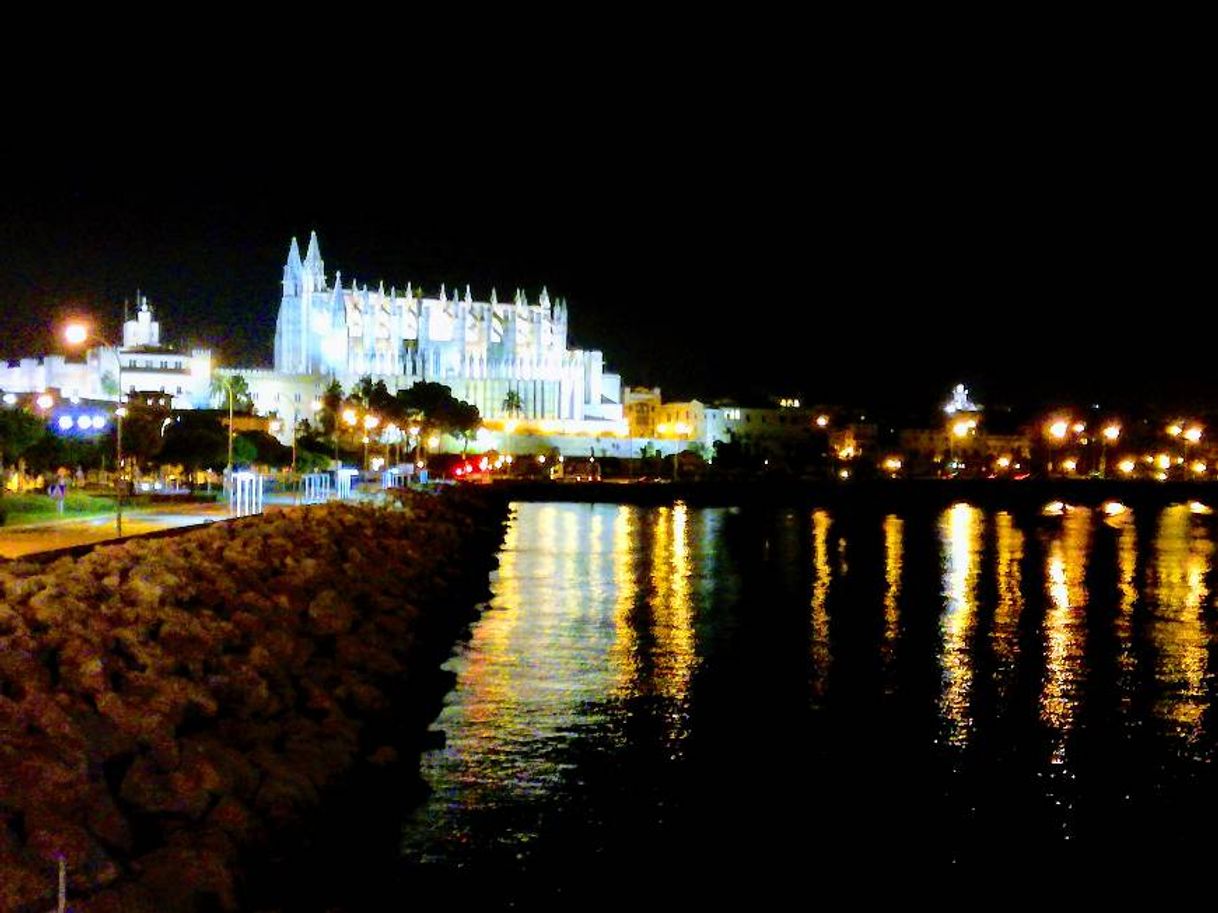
[{"xmin": 1, "ymin": 27, "xmax": 1208, "ymax": 413}]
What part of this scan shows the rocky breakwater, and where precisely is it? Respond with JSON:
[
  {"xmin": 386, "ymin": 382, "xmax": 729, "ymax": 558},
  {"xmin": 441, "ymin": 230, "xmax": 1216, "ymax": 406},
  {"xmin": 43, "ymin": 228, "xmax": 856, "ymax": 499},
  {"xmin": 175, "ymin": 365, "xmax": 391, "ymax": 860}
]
[{"xmin": 0, "ymin": 489, "xmax": 508, "ymax": 912}]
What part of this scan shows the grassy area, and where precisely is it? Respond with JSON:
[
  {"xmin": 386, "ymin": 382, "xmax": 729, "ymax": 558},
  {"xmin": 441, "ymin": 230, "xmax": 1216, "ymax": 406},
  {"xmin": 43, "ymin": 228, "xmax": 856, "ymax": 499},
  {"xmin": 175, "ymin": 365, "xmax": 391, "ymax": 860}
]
[{"xmin": 0, "ymin": 491, "xmax": 117, "ymax": 527}]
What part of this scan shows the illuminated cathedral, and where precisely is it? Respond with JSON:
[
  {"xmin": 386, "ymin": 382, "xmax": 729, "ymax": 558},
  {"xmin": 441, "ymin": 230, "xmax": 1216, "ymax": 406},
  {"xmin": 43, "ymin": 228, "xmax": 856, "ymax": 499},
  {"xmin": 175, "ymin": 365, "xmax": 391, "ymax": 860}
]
[{"xmin": 263, "ymin": 232, "xmax": 623, "ymax": 426}]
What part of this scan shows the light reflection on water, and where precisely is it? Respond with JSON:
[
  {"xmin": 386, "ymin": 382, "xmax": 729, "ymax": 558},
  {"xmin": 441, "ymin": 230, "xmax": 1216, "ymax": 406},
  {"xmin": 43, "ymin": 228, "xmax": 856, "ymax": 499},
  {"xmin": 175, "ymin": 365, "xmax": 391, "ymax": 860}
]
[
  {"xmin": 403, "ymin": 499, "xmax": 1218, "ymax": 882},
  {"xmin": 1149, "ymin": 504, "xmax": 1212, "ymax": 742},
  {"xmin": 939, "ymin": 503, "xmax": 981, "ymax": 748}
]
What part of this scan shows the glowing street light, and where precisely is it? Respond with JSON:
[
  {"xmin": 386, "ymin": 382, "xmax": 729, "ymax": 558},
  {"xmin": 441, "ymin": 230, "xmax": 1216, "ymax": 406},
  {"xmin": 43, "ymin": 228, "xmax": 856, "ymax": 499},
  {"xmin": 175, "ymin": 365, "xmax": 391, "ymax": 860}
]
[
  {"xmin": 1118, "ymin": 459, "xmax": 1136, "ymax": 475},
  {"xmin": 816, "ymin": 414, "xmax": 829, "ymax": 428},
  {"xmin": 1099, "ymin": 423, "xmax": 1122, "ymax": 477},
  {"xmin": 1048, "ymin": 420, "xmax": 1069, "ymax": 440},
  {"xmin": 1168, "ymin": 424, "xmax": 1183, "ymax": 438},
  {"xmin": 62, "ymin": 320, "xmax": 125, "ymax": 535},
  {"xmin": 1185, "ymin": 426, "xmax": 1203, "ymax": 444}
]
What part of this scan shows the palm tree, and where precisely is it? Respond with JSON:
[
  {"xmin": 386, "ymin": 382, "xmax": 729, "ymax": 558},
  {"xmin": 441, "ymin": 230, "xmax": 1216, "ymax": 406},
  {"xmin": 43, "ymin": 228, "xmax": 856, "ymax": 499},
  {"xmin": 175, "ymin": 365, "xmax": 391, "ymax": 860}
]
[
  {"xmin": 502, "ymin": 389, "xmax": 524, "ymax": 417},
  {"xmin": 209, "ymin": 373, "xmax": 253, "ymax": 490},
  {"xmin": 501, "ymin": 389, "xmax": 523, "ymax": 471}
]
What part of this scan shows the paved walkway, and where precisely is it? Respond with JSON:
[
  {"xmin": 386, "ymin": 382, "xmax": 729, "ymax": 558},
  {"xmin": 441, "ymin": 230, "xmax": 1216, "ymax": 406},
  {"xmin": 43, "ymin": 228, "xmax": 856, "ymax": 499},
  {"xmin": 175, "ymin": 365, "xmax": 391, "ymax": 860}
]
[{"xmin": 0, "ymin": 501, "xmax": 234, "ymax": 559}]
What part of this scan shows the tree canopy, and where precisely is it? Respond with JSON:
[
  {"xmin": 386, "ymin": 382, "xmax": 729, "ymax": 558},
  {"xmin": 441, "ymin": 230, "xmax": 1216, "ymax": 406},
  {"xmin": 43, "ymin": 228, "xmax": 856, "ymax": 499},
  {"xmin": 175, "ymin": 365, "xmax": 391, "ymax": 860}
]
[{"xmin": 210, "ymin": 374, "xmax": 253, "ymax": 412}]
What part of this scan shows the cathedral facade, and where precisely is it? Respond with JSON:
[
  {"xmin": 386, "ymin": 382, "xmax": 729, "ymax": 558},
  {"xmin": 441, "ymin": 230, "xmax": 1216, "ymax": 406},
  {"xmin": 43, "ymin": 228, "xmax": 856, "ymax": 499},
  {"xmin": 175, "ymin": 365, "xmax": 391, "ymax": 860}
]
[{"xmin": 265, "ymin": 232, "xmax": 623, "ymax": 426}]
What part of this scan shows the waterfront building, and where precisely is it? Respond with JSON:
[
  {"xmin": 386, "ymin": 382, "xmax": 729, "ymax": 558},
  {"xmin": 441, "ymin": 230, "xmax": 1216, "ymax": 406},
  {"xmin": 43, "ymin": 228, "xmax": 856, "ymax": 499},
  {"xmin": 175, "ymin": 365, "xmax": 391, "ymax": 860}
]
[
  {"xmin": 243, "ymin": 232, "xmax": 625, "ymax": 436},
  {"xmin": 624, "ymin": 386, "xmax": 662, "ymax": 439},
  {"xmin": 0, "ymin": 296, "xmax": 213, "ymax": 409}
]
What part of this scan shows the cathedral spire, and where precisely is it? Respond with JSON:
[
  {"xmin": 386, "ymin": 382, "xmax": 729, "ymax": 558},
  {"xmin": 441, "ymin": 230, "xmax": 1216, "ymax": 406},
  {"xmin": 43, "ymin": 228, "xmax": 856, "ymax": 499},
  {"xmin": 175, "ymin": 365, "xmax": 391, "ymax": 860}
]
[
  {"xmin": 287, "ymin": 237, "xmax": 303, "ymax": 272},
  {"xmin": 304, "ymin": 230, "xmax": 321, "ymax": 265},
  {"xmin": 302, "ymin": 231, "xmax": 325, "ymax": 290}
]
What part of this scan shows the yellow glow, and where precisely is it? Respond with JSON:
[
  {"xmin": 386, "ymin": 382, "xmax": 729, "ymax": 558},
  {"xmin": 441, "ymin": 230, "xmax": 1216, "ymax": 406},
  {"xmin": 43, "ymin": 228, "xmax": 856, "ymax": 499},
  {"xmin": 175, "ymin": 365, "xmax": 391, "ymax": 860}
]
[
  {"xmin": 952, "ymin": 420, "xmax": 972, "ymax": 438},
  {"xmin": 838, "ymin": 446, "xmax": 855, "ymax": 460},
  {"xmin": 882, "ymin": 515, "xmax": 902, "ymax": 667},
  {"xmin": 996, "ymin": 455, "xmax": 1012, "ymax": 469},
  {"xmin": 36, "ymin": 393, "xmax": 53, "ymax": 410},
  {"xmin": 992, "ymin": 512, "xmax": 1025, "ymax": 700},
  {"xmin": 1118, "ymin": 459, "xmax": 1136, "ymax": 474},
  {"xmin": 838, "ymin": 468, "xmax": 850, "ymax": 479},
  {"xmin": 1062, "ymin": 458, "xmax": 1078, "ymax": 472},
  {"xmin": 1185, "ymin": 426, "xmax": 1203, "ymax": 443},
  {"xmin": 811, "ymin": 510, "xmax": 833, "ymax": 699},
  {"xmin": 504, "ymin": 419, "xmax": 519, "ymax": 433},
  {"xmin": 1103, "ymin": 424, "xmax": 1121, "ymax": 441},
  {"xmin": 1156, "ymin": 453, "xmax": 1171, "ymax": 470},
  {"xmin": 816, "ymin": 414, "xmax": 829, "ymax": 428},
  {"xmin": 363, "ymin": 414, "xmax": 379, "ymax": 430},
  {"xmin": 883, "ymin": 457, "xmax": 902, "ymax": 472},
  {"xmin": 1189, "ymin": 501, "xmax": 1213, "ymax": 515},
  {"xmin": 1192, "ymin": 460, "xmax": 1207, "ymax": 475},
  {"xmin": 1103, "ymin": 501, "xmax": 1127, "ymax": 516},
  {"xmin": 1071, "ymin": 422, "xmax": 1086, "ymax": 434},
  {"xmin": 537, "ymin": 454, "xmax": 546, "ymax": 464},
  {"xmin": 342, "ymin": 408, "xmax": 357, "ymax": 426},
  {"xmin": 656, "ymin": 422, "xmax": 671, "ymax": 435},
  {"xmin": 1156, "ymin": 471, "xmax": 1168, "ymax": 481},
  {"xmin": 1041, "ymin": 510, "xmax": 1090, "ymax": 761},
  {"xmin": 64, "ymin": 323, "xmax": 88, "ymax": 346},
  {"xmin": 1042, "ymin": 500, "xmax": 1065, "ymax": 517},
  {"xmin": 427, "ymin": 435, "xmax": 440, "ymax": 449},
  {"xmin": 1168, "ymin": 424, "xmax": 1183, "ymax": 437},
  {"xmin": 1150, "ymin": 505, "xmax": 1211, "ymax": 738},
  {"xmin": 940, "ymin": 503, "xmax": 981, "ymax": 748},
  {"xmin": 1048, "ymin": 419, "xmax": 1069, "ymax": 440}
]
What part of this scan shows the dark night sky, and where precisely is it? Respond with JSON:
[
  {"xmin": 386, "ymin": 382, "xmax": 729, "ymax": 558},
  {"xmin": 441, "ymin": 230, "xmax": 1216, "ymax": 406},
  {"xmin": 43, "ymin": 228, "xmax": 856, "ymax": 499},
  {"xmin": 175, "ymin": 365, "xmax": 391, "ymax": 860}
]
[{"xmin": 1, "ymin": 29, "xmax": 1208, "ymax": 414}]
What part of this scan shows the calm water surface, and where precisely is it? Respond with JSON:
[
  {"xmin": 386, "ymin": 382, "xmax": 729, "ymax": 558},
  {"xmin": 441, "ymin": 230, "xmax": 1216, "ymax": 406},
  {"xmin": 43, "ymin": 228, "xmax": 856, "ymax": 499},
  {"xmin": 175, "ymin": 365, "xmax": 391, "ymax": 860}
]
[{"xmin": 400, "ymin": 500, "xmax": 1218, "ymax": 903}]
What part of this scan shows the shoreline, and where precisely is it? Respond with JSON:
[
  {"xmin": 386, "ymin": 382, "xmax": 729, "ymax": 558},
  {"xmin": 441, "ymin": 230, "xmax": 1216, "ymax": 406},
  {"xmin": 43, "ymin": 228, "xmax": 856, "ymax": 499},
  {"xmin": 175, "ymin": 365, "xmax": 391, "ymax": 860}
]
[
  {"xmin": 0, "ymin": 490, "xmax": 509, "ymax": 912},
  {"xmin": 485, "ymin": 477, "xmax": 1218, "ymax": 510}
]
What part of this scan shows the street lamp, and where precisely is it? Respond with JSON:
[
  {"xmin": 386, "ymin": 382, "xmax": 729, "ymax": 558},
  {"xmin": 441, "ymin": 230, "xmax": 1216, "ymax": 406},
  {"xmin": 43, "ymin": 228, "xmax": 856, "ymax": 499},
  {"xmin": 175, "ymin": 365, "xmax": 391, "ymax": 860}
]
[
  {"xmin": 1045, "ymin": 417, "xmax": 1070, "ymax": 476},
  {"xmin": 1101, "ymin": 423, "xmax": 1120, "ymax": 478},
  {"xmin": 63, "ymin": 321, "xmax": 124, "ymax": 536},
  {"xmin": 362, "ymin": 413, "xmax": 379, "ymax": 470}
]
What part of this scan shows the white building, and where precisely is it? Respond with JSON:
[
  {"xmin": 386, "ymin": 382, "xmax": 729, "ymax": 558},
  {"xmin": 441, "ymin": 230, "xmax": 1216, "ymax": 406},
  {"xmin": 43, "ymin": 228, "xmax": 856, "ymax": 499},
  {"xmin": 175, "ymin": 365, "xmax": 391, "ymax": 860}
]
[
  {"xmin": 247, "ymin": 232, "xmax": 625, "ymax": 432},
  {"xmin": 0, "ymin": 296, "xmax": 212, "ymax": 408}
]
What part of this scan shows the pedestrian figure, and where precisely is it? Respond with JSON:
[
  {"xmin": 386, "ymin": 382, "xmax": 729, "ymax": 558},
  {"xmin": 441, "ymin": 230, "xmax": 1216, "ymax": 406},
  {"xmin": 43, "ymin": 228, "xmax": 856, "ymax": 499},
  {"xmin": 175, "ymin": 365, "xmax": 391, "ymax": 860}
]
[{"xmin": 48, "ymin": 481, "xmax": 67, "ymax": 514}]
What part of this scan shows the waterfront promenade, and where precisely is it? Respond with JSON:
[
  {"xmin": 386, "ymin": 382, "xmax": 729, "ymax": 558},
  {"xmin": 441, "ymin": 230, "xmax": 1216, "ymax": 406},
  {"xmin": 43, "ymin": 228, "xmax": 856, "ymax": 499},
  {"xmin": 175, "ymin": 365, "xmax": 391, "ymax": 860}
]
[{"xmin": 0, "ymin": 499, "xmax": 232, "ymax": 559}]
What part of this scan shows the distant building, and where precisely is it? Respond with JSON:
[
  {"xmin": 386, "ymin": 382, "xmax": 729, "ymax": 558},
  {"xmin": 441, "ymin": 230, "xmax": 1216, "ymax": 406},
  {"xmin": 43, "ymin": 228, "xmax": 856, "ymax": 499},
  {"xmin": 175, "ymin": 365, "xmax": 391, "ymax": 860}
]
[
  {"xmin": 0, "ymin": 296, "xmax": 213, "ymax": 409},
  {"xmin": 624, "ymin": 386, "xmax": 662, "ymax": 438},
  {"xmin": 247, "ymin": 232, "xmax": 625, "ymax": 432}
]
